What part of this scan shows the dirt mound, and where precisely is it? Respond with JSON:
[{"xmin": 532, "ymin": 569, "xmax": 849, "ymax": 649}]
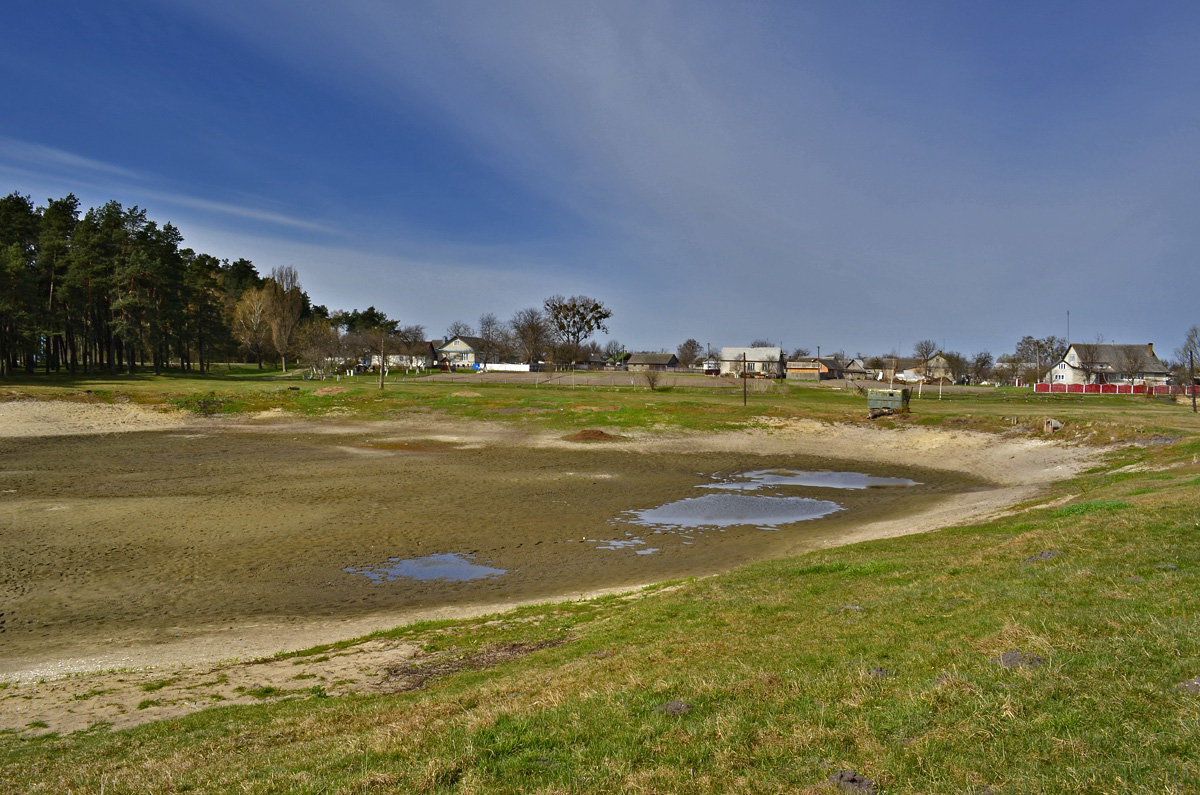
[
  {"xmin": 563, "ymin": 429, "xmax": 623, "ymax": 442},
  {"xmin": 313, "ymin": 386, "xmax": 351, "ymax": 396}
]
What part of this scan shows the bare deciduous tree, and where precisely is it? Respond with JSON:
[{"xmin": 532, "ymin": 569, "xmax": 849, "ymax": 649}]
[
  {"xmin": 264, "ymin": 265, "xmax": 304, "ymax": 372},
  {"xmin": 1174, "ymin": 326, "xmax": 1200, "ymax": 384},
  {"xmin": 970, "ymin": 350, "xmax": 993, "ymax": 384},
  {"xmin": 231, "ymin": 285, "xmax": 273, "ymax": 368},
  {"xmin": 913, "ymin": 339, "xmax": 938, "ymax": 380},
  {"xmin": 1073, "ymin": 335, "xmax": 1106, "ymax": 383},
  {"xmin": 295, "ymin": 318, "xmax": 342, "ymax": 378},
  {"xmin": 543, "ymin": 295, "xmax": 611, "ymax": 364},
  {"xmin": 1116, "ymin": 345, "xmax": 1148, "ymax": 383},
  {"xmin": 941, "ymin": 350, "xmax": 968, "ymax": 383},
  {"xmin": 676, "ymin": 338, "xmax": 702, "ymax": 368},
  {"xmin": 509, "ymin": 307, "xmax": 550, "ymax": 365},
  {"xmin": 477, "ymin": 312, "xmax": 504, "ymax": 364}
]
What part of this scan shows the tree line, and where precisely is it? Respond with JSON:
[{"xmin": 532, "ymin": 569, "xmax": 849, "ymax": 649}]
[
  {"xmin": 0, "ymin": 192, "xmax": 314, "ymax": 376},
  {"xmin": 0, "ymin": 191, "xmax": 620, "ymax": 379},
  {"xmin": 8, "ymin": 190, "xmax": 1192, "ymax": 385}
]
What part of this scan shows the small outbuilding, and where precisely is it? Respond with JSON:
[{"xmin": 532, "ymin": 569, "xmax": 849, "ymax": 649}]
[{"xmin": 627, "ymin": 353, "xmax": 678, "ymax": 372}]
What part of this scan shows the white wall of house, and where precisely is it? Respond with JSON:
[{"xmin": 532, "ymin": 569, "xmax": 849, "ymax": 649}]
[
  {"xmin": 718, "ymin": 347, "xmax": 784, "ymax": 377},
  {"xmin": 437, "ymin": 339, "xmax": 477, "ymax": 365}
]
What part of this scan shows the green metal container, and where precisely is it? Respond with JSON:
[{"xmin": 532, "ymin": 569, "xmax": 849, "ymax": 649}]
[{"xmin": 867, "ymin": 388, "xmax": 910, "ymax": 413}]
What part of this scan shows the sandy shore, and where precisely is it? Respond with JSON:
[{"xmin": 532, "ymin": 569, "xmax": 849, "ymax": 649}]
[{"xmin": 0, "ymin": 401, "xmax": 1096, "ymax": 735}]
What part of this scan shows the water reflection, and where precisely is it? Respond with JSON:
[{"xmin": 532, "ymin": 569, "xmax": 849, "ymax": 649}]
[
  {"xmin": 592, "ymin": 537, "xmax": 660, "ymax": 555},
  {"xmin": 703, "ymin": 469, "xmax": 919, "ymax": 491},
  {"xmin": 344, "ymin": 553, "xmax": 506, "ymax": 583},
  {"xmin": 623, "ymin": 493, "xmax": 842, "ymax": 531}
]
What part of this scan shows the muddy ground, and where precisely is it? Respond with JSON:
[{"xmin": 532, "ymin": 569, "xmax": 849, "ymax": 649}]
[{"xmin": 0, "ymin": 403, "xmax": 1094, "ymax": 734}]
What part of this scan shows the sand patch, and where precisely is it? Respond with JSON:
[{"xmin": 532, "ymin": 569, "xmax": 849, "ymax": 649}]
[
  {"xmin": 313, "ymin": 386, "xmax": 351, "ymax": 396},
  {"xmin": 0, "ymin": 400, "xmax": 191, "ymax": 437}
]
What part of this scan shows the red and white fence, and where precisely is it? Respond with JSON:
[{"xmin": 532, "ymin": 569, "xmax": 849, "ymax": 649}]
[{"xmin": 1034, "ymin": 383, "xmax": 1198, "ymax": 395}]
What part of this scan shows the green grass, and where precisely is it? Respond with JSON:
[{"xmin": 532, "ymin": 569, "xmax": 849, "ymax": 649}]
[
  {"xmin": 3, "ymin": 372, "xmax": 1200, "ymax": 791},
  {"xmin": 1051, "ymin": 499, "xmax": 1130, "ymax": 517},
  {"xmin": 4, "ymin": 366, "xmax": 1198, "ymax": 443},
  {"xmin": 140, "ymin": 678, "xmax": 178, "ymax": 693}
]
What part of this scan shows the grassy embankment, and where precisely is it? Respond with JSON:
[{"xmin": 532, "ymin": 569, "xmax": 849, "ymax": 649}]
[
  {"xmin": 2, "ymin": 363, "xmax": 1195, "ymax": 439},
  {"xmin": 2, "ymin": 369, "xmax": 1199, "ymax": 792}
]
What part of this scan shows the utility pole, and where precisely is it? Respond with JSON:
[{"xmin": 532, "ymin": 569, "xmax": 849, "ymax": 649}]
[
  {"xmin": 743, "ymin": 352, "xmax": 748, "ymax": 407},
  {"xmin": 378, "ymin": 330, "xmax": 386, "ymax": 390},
  {"xmin": 1191, "ymin": 350, "xmax": 1196, "ymax": 413}
]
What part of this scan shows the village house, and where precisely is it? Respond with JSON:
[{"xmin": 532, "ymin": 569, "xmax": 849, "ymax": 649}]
[
  {"xmin": 627, "ymin": 353, "xmax": 678, "ymax": 372},
  {"xmin": 607, "ymin": 351, "xmax": 632, "ymax": 369},
  {"xmin": 878, "ymin": 355, "xmax": 955, "ymax": 383},
  {"xmin": 786, "ymin": 357, "xmax": 837, "ymax": 380},
  {"xmin": 1045, "ymin": 343, "xmax": 1171, "ymax": 386},
  {"xmin": 784, "ymin": 356, "xmax": 866, "ymax": 381},
  {"xmin": 718, "ymin": 347, "xmax": 785, "ymax": 378},
  {"xmin": 371, "ymin": 341, "xmax": 438, "ymax": 370},
  {"xmin": 434, "ymin": 336, "xmax": 491, "ymax": 368},
  {"xmin": 842, "ymin": 357, "xmax": 870, "ymax": 380}
]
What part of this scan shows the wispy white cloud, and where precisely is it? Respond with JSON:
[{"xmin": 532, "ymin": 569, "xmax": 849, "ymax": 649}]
[
  {"xmin": 140, "ymin": 190, "xmax": 337, "ymax": 235},
  {"xmin": 66, "ymin": 3, "xmax": 1200, "ymax": 352},
  {"xmin": 0, "ymin": 136, "xmax": 143, "ymax": 180},
  {"xmin": 0, "ymin": 135, "xmax": 334, "ymax": 236}
]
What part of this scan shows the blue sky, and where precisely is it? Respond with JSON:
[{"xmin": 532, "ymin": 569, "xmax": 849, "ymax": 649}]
[{"xmin": 3, "ymin": 1, "xmax": 1198, "ymax": 359}]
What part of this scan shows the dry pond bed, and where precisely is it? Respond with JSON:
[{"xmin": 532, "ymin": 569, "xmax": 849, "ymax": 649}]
[{"xmin": 0, "ymin": 403, "xmax": 1094, "ymax": 734}]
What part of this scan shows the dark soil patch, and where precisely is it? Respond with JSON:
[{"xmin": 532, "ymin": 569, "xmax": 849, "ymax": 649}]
[
  {"xmin": 867, "ymin": 666, "xmax": 893, "ymax": 679},
  {"xmin": 654, "ymin": 700, "xmax": 692, "ymax": 717},
  {"xmin": 1141, "ymin": 435, "xmax": 1182, "ymax": 446},
  {"xmin": 563, "ymin": 430, "xmax": 623, "ymax": 442},
  {"xmin": 1178, "ymin": 676, "xmax": 1200, "ymax": 694},
  {"xmin": 1023, "ymin": 549, "xmax": 1062, "ymax": 563},
  {"xmin": 829, "ymin": 769, "xmax": 877, "ymax": 793},
  {"xmin": 362, "ymin": 440, "xmax": 455, "ymax": 452},
  {"xmin": 381, "ymin": 638, "xmax": 567, "ymax": 692}
]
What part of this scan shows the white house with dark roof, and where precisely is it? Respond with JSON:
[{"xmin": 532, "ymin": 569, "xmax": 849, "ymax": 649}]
[
  {"xmin": 718, "ymin": 347, "xmax": 785, "ymax": 378},
  {"xmin": 1045, "ymin": 343, "xmax": 1171, "ymax": 386}
]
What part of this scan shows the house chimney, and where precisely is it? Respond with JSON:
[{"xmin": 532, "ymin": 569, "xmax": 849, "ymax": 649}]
[{"xmin": 1147, "ymin": 343, "xmax": 1154, "ymax": 357}]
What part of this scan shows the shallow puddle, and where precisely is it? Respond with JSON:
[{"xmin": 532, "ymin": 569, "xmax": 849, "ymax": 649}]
[
  {"xmin": 343, "ymin": 553, "xmax": 506, "ymax": 583},
  {"xmin": 591, "ymin": 537, "xmax": 661, "ymax": 555},
  {"xmin": 702, "ymin": 469, "xmax": 919, "ymax": 491},
  {"xmin": 621, "ymin": 493, "xmax": 843, "ymax": 531}
]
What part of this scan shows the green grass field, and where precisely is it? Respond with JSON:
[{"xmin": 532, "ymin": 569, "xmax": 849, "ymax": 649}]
[{"xmin": 2, "ymin": 370, "xmax": 1199, "ymax": 792}]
